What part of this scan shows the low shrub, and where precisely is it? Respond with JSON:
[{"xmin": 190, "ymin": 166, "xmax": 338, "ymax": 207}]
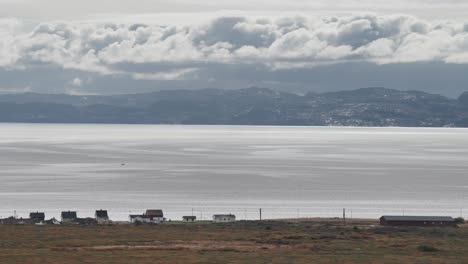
[
  {"xmin": 417, "ymin": 244, "xmax": 439, "ymax": 252},
  {"xmin": 219, "ymin": 248, "xmax": 241, "ymax": 252}
]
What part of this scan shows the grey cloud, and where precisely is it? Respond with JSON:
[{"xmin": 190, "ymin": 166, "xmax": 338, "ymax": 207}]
[
  {"xmin": 193, "ymin": 17, "xmax": 277, "ymax": 48},
  {"xmin": 332, "ymin": 16, "xmax": 404, "ymax": 48}
]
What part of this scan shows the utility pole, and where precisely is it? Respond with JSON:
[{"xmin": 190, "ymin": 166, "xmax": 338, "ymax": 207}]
[
  {"xmin": 259, "ymin": 208, "xmax": 262, "ymax": 221},
  {"xmin": 191, "ymin": 208, "xmax": 194, "ymax": 217},
  {"xmin": 343, "ymin": 208, "xmax": 346, "ymax": 226}
]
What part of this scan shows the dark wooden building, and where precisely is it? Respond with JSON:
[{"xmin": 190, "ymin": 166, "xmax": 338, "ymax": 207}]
[
  {"xmin": 30, "ymin": 212, "xmax": 45, "ymax": 223},
  {"xmin": 61, "ymin": 211, "xmax": 78, "ymax": 223},
  {"xmin": 29, "ymin": 212, "xmax": 45, "ymax": 223},
  {"xmin": 380, "ymin": 216, "xmax": 457, "ymax": 227}
]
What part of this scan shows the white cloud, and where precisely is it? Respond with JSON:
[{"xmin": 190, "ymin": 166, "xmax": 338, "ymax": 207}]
[
  {"xmin": 1, "ymin": 14, "xmax": 468, "ymax": 81},
  {"xmin": 71, "ymin": 77, "xmax": 83, "ymax": 87},
  {"xmin": 132, "ymin": 68, "xmax": 197, "ymax": 81}
]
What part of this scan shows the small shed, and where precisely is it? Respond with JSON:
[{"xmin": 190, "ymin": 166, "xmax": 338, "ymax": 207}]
[
  {"xmin": 95, "ymin": 210, "xmax": 109, "ymax": 223},
  {"xmin": 61, "ymin": 211, "xmax": 78, "ymax": 223},
  {"xmin": 380, "ymin": 216, "xmax": 457, "ymax": 227},
  {"xmin": 183, "ymin": 216, "xmax": 197, "ymax": 222},
  {"xmin": 213, "ymin": 214, "xmax": 236, "ymax": 223},
  {"xmin": 30, "ymin": 212, "xmax": 46, "ymax": 223}
]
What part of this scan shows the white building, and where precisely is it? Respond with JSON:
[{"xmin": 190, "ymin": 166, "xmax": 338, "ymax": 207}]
[
  {"xmin": 183, "ymin": 216, "xmax": 197, "ymax": 222},
  {"xmin": 213, "ymin": 214, "xmax": 236, "ymax": 223},
  {"xmin": 129, "ymin": 209, "xmax": 165, "ymax": 224}
]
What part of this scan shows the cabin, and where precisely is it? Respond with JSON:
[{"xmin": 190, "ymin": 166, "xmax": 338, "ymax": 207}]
[
  {"xmin": 129, "ymin": 209, "xmax": 165, "ymax": 224},
  {"xmin": 61, "ymin": 211, "xmax": 78, "ymax": 223},
  {"xmin": 380, "ymin": 216, "xmax": 457, "ymax": 227},
  {"xmin": 213, "ymin": 214, "xmax": 236, "ymax": 223},
  {"xmin": 29, "ymin": 212, "xmax": 45, "ymax": 224},
  {"xmin": 183, "ymin": 216, "xmax": 197, "ymax": 222},
  {"xmin": 95, "ymin": 210, "xmax": 110, "ymax": 223}
]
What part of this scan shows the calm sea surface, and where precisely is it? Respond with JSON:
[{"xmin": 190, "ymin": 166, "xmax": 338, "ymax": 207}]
[{"xmin": 0, "ymin": 124, "xmax": 467, "ymax": 221}]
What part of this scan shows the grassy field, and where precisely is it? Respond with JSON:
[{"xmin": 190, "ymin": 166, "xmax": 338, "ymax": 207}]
[{"xmin": 0, "ymin": 219, "xmax": 467, "ymax": 264}]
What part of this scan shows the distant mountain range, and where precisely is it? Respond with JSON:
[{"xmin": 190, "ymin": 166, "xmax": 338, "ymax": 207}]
[{"xmin": 1, "ymin": 87, "xmax": 468, "ymax": 127}]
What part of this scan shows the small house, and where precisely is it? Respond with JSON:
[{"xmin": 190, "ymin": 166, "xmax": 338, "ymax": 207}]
[
  {"xmin": 95, "ymin": 210, "xmax": 110, "ymax": 223},
  {"xmin": 29, "ymin": 212, "xmax": 45, "ymax": 223},
  {"xmin": 61, "ymin": 211, "xmax": 78, "ymax": 223},
  {"xmin": 213, "ymin": 214, "xmax": 236, "ymax": 223},
  {"xmin": 183, "ymin": 216, "xmax": 197, "ymax": 222},
  {"xmin": 129, "ymin": 209, "xmax": 165, "ymax": 224},
  {"xmin": 380, "ymin": 216, "xmax": 457, "ymax": 227}
]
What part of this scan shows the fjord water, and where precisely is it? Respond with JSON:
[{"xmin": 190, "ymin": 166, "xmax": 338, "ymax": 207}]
[{"xmin": 0, "ymin": 124, "xmax": 467, "ymax": 221}]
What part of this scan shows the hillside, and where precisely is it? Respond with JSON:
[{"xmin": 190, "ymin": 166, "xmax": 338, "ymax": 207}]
[{"xmin": 1, "ymin": 87, "xmax": 467, "ymax": 127}]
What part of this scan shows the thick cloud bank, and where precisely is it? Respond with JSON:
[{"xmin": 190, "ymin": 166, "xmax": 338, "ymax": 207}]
[
  {"xmin": 1, "ymin": 14, "xmax": 468, "ymax": 78},
  {"xmin": 1, "ymin": 14, "xmax": 468, "ymax": 96}
]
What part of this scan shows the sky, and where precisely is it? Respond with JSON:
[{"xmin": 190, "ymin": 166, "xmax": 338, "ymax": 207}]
[{"xmin": 1, "ymin": 0, "xmax": 468, "ymax": 96}]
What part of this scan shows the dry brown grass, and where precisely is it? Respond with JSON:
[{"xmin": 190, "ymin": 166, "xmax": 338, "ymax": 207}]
[{"xmin": 0, "ymin": 219, "xmax": 467, "ymax": 263}]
